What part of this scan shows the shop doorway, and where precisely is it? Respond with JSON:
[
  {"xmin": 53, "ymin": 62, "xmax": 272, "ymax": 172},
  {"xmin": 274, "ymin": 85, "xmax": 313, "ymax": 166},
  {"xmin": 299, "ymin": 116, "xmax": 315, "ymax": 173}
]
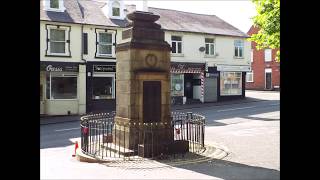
[{"xmin": 184, "ymin": 74, "xmax": 193, "ymax": 99}]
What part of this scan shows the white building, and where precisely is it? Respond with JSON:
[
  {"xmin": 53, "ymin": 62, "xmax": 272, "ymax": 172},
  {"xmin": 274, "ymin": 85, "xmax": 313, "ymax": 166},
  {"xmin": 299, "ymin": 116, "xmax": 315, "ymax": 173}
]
[{"xmin": 40, "ymin": 0, "xmax": 250, "ymax": 115}]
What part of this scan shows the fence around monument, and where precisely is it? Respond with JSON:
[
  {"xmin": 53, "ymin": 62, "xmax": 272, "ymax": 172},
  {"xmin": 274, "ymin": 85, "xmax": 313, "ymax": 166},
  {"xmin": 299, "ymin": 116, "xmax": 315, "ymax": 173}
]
[{"xmin": 80, "ymin": 111, "xmax": 205, "ymax": 160}]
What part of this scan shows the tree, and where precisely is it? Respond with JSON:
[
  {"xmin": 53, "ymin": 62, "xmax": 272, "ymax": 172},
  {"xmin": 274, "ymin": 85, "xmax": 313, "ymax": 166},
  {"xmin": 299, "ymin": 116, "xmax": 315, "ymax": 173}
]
[{"xmin": 249, "ymin": 0, "xmax": 280, "ymax": 61}]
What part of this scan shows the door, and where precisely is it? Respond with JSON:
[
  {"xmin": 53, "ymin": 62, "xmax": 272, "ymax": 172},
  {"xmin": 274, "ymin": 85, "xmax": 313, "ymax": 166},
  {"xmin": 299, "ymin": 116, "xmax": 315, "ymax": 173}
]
[
  {"xmin": 184, "ymin": 74, "xmax": 193, "ymax": 99},
  {"xmin": 265, "ymin": 71, "xmax": 272, "ymax": 90},
  {"xmin": 143, "ymin": 81, "xmax": 161, "ymax": 123},
  {"xmin": 40, "ymin": 84, "xmax": 44, "ymax": 114}
]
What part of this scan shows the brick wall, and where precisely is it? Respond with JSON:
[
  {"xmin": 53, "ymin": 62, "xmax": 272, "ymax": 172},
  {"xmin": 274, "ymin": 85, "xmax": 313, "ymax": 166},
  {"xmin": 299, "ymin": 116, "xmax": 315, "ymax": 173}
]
[{"xmin": 246, "ymin": 26, "xmax": 280, "ymax": 90}]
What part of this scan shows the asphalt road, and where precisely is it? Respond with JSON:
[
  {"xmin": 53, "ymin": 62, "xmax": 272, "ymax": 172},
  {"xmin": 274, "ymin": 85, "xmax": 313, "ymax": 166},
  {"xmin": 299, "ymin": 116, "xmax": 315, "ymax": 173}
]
[{"xmin": 41, "ymin": 92, "xmax": 280, "ymax": 179}]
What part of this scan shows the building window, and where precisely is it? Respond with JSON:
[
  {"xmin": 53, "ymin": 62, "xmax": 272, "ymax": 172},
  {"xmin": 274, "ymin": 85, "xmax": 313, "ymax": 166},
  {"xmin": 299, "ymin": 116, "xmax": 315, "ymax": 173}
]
[
  {"xmin": 46, "ymin": 73, "xmax": 77, "ymax": 99},
  {"xmin": 265, "ymin": 49, "xmax": 272, "ymax": 62},
  {"xmin": 246, "ymin": 71, "xmax": 254, "ymax": 82},
  {"xmin": 251, "ymin": 49, "xmax": 253, "ymax": 62},
  {"xmin": 171, "ymin": 36, "xmax": 182, "ymax": 54},
  {"xmin": 234, "ymin": 40, "xmax": 244, "ymax": 58},
  {"xmin": 97, "ymin": 32, "xmax": 113, "ymax": 56},
  {"xmin": 46, "ymin": 25, "xmax": 70, "ymax": 56},
  {"xmin": 220, "ymin": 72, "xmax": 242, "ymax": 95},
  {"xmin": 112, "ymin": 1, "xmax": 120, "ymax": 17},
  {"xmin": 205, "ymin": 38, "xmax": 215, "ymax": 55},
  {"xmin": 171, "ymin": 74, "xmax": 184, "ymax": 96},
  {"xmin": 92, "ymin": 77, "xmax": 114, "ymax": 99},
  {"xmin": 50, "ymin": 0, "xmax": 59, "ymax": 9}
]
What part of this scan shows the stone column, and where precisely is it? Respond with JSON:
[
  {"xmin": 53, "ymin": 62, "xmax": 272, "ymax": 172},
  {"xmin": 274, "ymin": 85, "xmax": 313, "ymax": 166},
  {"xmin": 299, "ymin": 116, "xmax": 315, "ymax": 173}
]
[{"xmin": 115, "ymin": 11, "xmax": 173, "ymax": 156}]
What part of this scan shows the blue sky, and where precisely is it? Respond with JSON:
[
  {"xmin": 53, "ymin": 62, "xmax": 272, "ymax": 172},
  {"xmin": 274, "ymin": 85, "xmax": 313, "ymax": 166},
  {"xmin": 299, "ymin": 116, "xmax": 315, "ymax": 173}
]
[{"xmin": 123, "ymin": 0, "xmax": 256, "ymax": 33}]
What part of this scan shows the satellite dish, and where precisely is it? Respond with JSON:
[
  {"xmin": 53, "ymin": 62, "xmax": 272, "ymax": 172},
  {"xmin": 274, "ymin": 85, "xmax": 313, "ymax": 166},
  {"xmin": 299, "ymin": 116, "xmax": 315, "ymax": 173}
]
[{"xmin": 199, "ymin": 47, "xmax": 205, "ymax": 52}]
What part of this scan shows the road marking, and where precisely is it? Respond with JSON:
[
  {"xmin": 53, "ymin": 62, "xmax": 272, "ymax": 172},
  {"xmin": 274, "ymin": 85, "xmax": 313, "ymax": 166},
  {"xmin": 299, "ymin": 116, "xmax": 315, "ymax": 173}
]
[
  {"xmin": 217, "ymin": 106, "xmax": 256, "ymax": 112},
  {"xmin": 55, "ymin": 127, "xmax": 80, "ymax": 132}
]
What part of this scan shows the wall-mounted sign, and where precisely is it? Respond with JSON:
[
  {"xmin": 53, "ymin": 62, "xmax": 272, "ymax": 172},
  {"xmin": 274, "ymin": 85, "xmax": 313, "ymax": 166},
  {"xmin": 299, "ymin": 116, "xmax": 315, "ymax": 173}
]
[
  {"xmin": 93, "ymin": 65, "xmax": 116, "ymax": 72},
  {"xmin": 206, "ymin": 73, "xmax": 219, "ymax": 78},
  {"xmin": 217, "ymin": 65, "xmax": 251, "ymax": 72},
  {"xmin": 40, "ymin": 62, "xmax": 79, "ymax": 72}
]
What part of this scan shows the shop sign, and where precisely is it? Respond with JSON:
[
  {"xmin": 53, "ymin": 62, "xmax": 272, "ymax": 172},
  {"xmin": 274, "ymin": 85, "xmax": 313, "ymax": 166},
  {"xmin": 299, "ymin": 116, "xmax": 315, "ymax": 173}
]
[
  {"xmin": 217, "ymin": 65, "xmax": 251, "ymax": 72},
  {"xmin": 93, "ymin": 65, "xmax": 116, "ymax": 72},
  {"xmin": 206, "ymin": 73, "xmax": 219, "ymax": 78},
  {"xmin": 41, "ymin": 62, "xmax": 79, "ymax": 72}
]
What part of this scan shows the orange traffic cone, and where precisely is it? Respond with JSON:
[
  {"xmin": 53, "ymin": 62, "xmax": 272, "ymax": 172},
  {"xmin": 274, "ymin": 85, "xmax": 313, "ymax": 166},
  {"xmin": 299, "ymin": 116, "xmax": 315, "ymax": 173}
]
[{"xmin": 72, "ymin": 141, "xmax": 78, "ymax": 157}]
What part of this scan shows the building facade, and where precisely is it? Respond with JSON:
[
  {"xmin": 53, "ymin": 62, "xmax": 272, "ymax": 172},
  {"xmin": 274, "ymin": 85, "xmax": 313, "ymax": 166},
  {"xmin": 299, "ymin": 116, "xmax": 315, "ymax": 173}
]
[
  {"xmin": 246, "ymin": 25, "xmax": 280, "ymax": 90},
  {"xmin": 40, "ymin": 0, "xmax": 251, "ymax": 115}
]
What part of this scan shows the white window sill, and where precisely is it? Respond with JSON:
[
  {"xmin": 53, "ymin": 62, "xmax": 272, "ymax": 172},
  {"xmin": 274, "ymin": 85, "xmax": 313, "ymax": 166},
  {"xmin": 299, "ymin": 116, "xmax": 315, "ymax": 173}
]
[
  {"xmin": 247, "ymin": 81, "xmax": 254, "ymax": 83},
  {"xmin": 47, "ymin": 99, "xmax": 78, "ymax": 101},
  {"xmin": 96, "ymin": 54, "xmax": 114, "ymax": 58},
  {"xmin": 46, "ymin": 53, "xmax": 70, "ymax": 57},
  {"xmin": 234, "ymin": 56, "xmax": 244, "ymax": 59},
  {"xmin": 171, "ymin": 53, "xmax": 184, "ymax": 57},
  {"xmin": 204, "ymin": 54, "xmax": 217, "ymax": 58},
  {"xmin": 44, "ymin": 8, "xmax": 65, "ymax": 12}
]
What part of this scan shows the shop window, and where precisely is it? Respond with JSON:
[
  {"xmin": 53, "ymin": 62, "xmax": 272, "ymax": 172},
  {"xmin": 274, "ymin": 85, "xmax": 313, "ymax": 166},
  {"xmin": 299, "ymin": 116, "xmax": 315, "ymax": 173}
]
[
  {"xmin": 46, "ymin": 73, "xmax": 77, "ymax": 99},
  {"xmin": 220, "ymin": 72, "xmax": 242, "ymax": 95},
  {"xmin": 234, "ymin": 40, "xmax": 244, "ymax": 58},
  {"xmin": 92, "ymin": 77, "xmax": 114, "ymax": 99},
  {"xmin": 205, "ymin": 38, "xmax": 215, "ymax": 55},
  {"xmin": 171, "ymin": 36, "xmax": 182, "ymax": 54},
  {"xmin": 171, "ymin": 74, "xmax": 184, "ymax": 96}
]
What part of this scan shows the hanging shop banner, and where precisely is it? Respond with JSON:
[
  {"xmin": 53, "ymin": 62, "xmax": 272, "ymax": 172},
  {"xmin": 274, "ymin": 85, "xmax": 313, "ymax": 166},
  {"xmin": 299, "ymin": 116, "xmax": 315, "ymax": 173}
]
[
  {"xmin": 171, "ymin": 63, "xmax": 204, "ymax": 73},
  {"xmin": 40, "ymin": 62, "xmax": 79, "ymax": 72},
  {"xmin": 93, "ymin": 65, "xmax": 116, "ymax": 72}
]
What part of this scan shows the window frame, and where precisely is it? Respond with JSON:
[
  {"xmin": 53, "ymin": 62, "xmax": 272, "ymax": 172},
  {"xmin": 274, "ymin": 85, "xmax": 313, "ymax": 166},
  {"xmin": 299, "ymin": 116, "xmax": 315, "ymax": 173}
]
[
  {"xmin": 43, "ymin": 0, "xmax": 66, "ymax": 12},
  {"xmin": 205, "ymin": 38, "xmax": 215, "ymax": 56},
  {"xmin": 46, "ymin": 72, "xmax": 78, "ymax": 100},
  {"xmin": 95, "ymin": 29, "xmax": 115, "ymax": 58},
  {"xmin": 111, "ymin": 1, "xmax": 121, "ymax": 18},
  {"xmin": 234, "ymin": 40, "xmax": 244, "ymax": 58},
  {"xmin": 220, "ymin": 72, "xmax": 243, "ymax": 96},
  {"xmin": 46, "ymin": 25, "xmax": 70, "ymax": 57},
  {"xmin": 171, "ymin": 35, "xmax": 183, "ymax": 55},
  {"xmin": 264, "ymin": 49, "xmax": 272, "ymax": 62},
  {"xmin": 246, "ymin": 71, "xmax": 254, "ymax": 82}
]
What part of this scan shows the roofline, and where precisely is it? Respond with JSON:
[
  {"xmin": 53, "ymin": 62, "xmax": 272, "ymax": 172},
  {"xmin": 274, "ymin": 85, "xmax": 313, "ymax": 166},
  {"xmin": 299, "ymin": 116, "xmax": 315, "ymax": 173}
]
[
  {"xmin": 149, "ymin": 7, "xmax": 217, "ymax": 17},
  {"xmin": 164, "ymin": 29, "xmax": 250, "ymax": 38},
  {"xmin": 40, "ymin": 20, "xmax": 121, "ymax": 29}
]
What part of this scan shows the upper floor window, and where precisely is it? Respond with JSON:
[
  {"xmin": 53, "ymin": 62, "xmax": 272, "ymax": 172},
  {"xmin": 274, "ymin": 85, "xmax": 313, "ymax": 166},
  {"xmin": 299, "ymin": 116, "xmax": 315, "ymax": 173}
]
[
  {"xmin": 112, "ymin": 1, "xmax": 120, "ymax": 17},
  {"xmin": 265, "ymin": 49, "xmax": 272, "ymax": 62},
  {"xmin": 43, "ymin": 0, "xmax": 65, "ymax": 12},
  {"xmin": 205, "ymin": 38, "xmax": 215, "ymax": 56},
  {"xmin": 50, "ymin": 0, "xmax": 59, "ymax": 9},
  {"xmin": 171, "ymin": 36, "xmax": 182, "ymax": 54},
  {"xmin": 96, "ymin": 30, "xmax": 115, "ymax": 57},
  {"xmin": 46, "ymin": 25, "xmax": 70, "ymax": 56},
  {"xmin": 234, "ymin": 40, "xmax": 244, "ymax": 58}
]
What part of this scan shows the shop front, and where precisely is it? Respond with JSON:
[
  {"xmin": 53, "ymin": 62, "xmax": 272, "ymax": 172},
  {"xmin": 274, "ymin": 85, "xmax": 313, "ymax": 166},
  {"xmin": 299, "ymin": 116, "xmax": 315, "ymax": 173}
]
[
  {"xmin": 170, "ymin": 62, "xmax": 205, "ymax": 105},
  {"xmin": 86, "ymin": 62, "xmax": 116, "ymax": 113},
  {"xmin": 40, "ymin": 61, "xmax": 86, "ymax": 115},
  {"xmin": 216, "ymin": 65, "xmax": 251, "ymax": 101}
]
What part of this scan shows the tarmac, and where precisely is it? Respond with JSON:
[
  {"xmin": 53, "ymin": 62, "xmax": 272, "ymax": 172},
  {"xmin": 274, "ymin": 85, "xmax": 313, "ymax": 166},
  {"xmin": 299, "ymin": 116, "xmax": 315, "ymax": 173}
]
[{"xmin": 40, "ymin": 96, "xmax": 268, "ymax": 125}]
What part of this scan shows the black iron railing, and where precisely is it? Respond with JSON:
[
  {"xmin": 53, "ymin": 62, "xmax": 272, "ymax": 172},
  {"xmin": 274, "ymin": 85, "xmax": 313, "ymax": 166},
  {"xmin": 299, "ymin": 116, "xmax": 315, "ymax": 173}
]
[{"xmin": 80, "ymin": 111, "xmax": 205, "ymax": 160}]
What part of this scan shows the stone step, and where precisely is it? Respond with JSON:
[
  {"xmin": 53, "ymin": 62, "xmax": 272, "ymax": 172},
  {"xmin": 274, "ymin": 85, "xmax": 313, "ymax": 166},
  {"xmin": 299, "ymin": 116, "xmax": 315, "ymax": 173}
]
[{"xmin": 101, "ymin": 143, "xmax": 135, "ymax": 157}]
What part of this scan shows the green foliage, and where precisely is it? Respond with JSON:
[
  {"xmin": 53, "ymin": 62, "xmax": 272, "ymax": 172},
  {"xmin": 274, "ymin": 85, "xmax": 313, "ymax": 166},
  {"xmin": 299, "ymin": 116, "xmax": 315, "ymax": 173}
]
[{"xmin": 249, "ymin": 0, "xmax": 280, "ymax": 61}]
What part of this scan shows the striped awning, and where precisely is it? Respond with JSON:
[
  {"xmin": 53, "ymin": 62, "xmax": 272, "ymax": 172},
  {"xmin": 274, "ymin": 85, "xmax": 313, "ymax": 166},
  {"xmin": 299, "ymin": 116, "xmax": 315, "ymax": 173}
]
[{"xmin": 170, "ymin": 68, "xmax": 203, "ymax": 74}]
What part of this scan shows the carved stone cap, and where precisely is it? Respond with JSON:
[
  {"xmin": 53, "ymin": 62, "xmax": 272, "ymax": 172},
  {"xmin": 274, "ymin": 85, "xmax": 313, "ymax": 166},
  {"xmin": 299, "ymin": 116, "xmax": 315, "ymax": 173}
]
[{"xmin": 127, "ymin": 11, "xmax": 160, "ymax": 22}]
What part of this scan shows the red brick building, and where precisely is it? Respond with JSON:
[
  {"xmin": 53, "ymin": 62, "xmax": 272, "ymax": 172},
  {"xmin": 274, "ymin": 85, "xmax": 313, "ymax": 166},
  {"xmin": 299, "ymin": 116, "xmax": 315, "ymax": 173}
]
[{"xmin": 246, "ymin": 26, "xmax": 280, "ymax": 90}]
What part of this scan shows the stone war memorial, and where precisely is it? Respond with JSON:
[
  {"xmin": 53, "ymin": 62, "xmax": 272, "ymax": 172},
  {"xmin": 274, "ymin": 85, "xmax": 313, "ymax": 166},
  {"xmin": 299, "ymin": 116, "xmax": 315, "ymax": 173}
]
[{"xmin": 78, "ymin": 11, "xmax": 206, "ymax": 161}]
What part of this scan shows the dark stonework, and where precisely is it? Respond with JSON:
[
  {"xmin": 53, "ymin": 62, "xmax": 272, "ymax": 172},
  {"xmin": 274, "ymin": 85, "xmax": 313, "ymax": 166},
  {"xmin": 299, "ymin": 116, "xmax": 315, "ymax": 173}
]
[{"xmin": 116, "ymin": 11, "xmax": 171, "ymax": 52}]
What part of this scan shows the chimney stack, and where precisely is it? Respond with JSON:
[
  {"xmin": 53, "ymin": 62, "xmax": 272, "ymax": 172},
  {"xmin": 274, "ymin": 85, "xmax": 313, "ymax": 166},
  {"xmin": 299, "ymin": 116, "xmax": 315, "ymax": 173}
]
[{"xmin": 143, "ymin": 0, "xmax": 148, "ymax": 12}]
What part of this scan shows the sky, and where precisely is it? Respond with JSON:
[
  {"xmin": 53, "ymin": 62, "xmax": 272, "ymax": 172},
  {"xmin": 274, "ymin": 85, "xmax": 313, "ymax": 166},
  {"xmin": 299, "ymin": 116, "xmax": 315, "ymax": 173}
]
[{"xmin": 123, "ymin": 0, "xmax": 257, "ymax": 33}]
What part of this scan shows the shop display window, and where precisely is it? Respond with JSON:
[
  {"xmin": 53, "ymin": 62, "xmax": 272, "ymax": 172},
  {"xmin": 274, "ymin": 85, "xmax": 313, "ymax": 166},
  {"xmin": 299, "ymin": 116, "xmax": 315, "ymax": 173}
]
[
  {"xmin": 92, "ymin": 77, "xmax": 114, "ymax": 99},
  {"xmin": 171, "ymin": 74, "xmax": 184, "ymax": 96},
  {"xmin": 220, "ymin": 72, "xmax": 242, "ymax": 95}
]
